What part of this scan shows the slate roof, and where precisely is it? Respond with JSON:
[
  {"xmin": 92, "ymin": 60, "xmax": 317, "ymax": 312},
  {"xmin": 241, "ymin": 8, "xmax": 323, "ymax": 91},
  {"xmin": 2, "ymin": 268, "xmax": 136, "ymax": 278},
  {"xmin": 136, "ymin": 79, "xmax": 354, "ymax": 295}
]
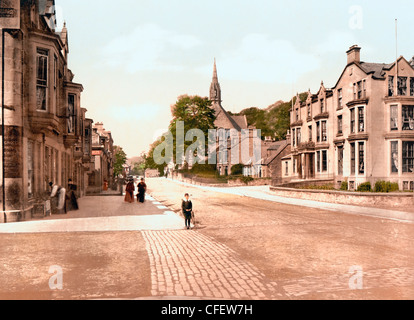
[{"xmin": 358, "ymin": 62, "xmax": 394, "ymax": 80}]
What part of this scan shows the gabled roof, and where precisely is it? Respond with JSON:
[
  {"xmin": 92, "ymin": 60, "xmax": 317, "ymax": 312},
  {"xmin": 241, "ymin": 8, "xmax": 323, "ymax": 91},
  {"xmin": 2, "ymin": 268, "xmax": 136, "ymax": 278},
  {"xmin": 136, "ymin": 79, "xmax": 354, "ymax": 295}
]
[
  {"xmin": 358, "ymin": 62, "xmax": 394, "ymax": 80},
  {"xmin": 263, "ymin": 140, "xmax": 289, "ymax": 165}
]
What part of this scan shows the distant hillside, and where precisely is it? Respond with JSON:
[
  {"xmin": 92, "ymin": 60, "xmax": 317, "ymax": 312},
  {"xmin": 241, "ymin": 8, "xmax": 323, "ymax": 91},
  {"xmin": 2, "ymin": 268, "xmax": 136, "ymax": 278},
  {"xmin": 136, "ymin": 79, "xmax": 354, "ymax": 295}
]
[{"xmin": 233, "ymin": 93, "xmax": 307, "ymax": 141}]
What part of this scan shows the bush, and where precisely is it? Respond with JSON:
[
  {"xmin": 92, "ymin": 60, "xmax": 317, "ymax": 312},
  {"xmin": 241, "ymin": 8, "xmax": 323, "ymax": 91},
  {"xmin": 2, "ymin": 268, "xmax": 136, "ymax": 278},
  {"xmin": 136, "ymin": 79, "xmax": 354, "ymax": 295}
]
[
  {"xmin": 241, "ymin": 176, "xmax": 254, "ymax": 185},
  {"xmin": 357, "ymin": 182, "xmax": 372, "ymax": 192},
  {"xmin": 374, "ymin": 181, "xmax": 400, "ymax": 193},
  {"xmin": 340, "ymin": 181, "xmax": 348, "ymax": 191},
  {"xmin": 231, "ymin": 164, "xmax": 244, "ymax": 176}
]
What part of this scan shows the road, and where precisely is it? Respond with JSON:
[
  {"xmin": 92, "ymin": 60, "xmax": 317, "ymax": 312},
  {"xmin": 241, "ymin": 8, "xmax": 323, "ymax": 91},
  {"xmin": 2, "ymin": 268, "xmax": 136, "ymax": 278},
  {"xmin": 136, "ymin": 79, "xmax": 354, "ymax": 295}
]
[{"xmin": 0, "ymin": 178, "xmax": 413, "ymax": 300}]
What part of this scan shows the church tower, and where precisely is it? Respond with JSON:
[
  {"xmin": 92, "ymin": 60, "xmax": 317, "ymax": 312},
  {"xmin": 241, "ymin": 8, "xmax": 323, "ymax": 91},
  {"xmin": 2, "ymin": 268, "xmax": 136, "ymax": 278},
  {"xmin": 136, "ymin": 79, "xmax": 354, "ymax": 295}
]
[{"xmin": 209, "ymin": 59, "xmax": 222, "ymax": 106}]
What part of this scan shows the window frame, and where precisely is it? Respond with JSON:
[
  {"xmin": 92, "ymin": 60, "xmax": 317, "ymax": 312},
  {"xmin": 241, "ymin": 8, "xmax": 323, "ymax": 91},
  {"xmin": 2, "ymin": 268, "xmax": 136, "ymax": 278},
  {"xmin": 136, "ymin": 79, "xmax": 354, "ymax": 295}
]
[
  {"xmin": 36, "ymin": 48, "xmax": 49, "ymax": 112},
  {"xmin": 358, "ymin": 142, "xmax": 365, "ymax": 175},
  {"xmin": 391, "ymin": 141, "xmax": 398, "ymax": 174},
  {"xmin": 402, "ymin": 141, "xmax": 414, "ymax": 173}
]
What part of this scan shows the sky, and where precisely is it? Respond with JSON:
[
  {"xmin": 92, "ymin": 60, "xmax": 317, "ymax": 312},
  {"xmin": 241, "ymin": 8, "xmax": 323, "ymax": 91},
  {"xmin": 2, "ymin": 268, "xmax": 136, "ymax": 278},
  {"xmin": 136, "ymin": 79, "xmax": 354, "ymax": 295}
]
[{"xmin": 55, "ymin": 0, "xmax": 414, "ymax": 158}]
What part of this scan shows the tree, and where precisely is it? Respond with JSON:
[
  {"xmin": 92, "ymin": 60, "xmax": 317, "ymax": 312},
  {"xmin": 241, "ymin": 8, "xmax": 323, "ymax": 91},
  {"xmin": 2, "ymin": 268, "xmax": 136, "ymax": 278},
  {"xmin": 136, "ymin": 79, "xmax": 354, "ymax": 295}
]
[
  {"xmin": 169, "ymin": 95, "xmax": 216, "ymax": 165},
  {"xmin": 113, "ymin": 146, "xmax": 127, "ymax": 178}
]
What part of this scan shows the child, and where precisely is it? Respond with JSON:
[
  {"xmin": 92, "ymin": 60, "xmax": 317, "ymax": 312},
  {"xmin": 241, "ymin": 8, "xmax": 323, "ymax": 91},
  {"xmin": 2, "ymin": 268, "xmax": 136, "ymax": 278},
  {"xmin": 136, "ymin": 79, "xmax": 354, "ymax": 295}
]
[{"xmin": 181, "ymin": 193, "xmax": 193, "ymax": 230}]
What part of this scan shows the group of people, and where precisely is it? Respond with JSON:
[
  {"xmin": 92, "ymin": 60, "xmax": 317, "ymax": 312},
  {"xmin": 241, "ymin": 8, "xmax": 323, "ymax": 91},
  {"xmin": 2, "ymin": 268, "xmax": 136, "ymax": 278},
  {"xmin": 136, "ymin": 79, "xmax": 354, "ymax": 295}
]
[
  {"xmin": 49, "ymin": 179, "xmax": 79, "ymax": 215},
  {"xmin": 124, "ymin": 178, "xmax": 147, "ymax": 204}
]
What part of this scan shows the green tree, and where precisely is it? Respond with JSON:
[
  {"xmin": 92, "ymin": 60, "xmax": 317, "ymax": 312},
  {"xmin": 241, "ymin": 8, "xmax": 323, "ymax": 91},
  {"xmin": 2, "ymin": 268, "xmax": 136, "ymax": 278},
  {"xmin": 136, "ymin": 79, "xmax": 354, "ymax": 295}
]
[
  {"xmin": 113, "ymin": 146, "xmax": 128, "ymax": 178},
  {"xmin": 169, "ymin": 95, "xmax": 216, "ymax": 164}
]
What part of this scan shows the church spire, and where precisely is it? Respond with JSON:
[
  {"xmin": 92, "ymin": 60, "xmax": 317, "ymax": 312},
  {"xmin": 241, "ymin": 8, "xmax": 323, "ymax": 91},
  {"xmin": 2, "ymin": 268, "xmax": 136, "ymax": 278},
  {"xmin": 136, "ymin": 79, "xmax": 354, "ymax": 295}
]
[{"xmin": 210, "ymin": 58, "xmax": 222, "ymax": 105}]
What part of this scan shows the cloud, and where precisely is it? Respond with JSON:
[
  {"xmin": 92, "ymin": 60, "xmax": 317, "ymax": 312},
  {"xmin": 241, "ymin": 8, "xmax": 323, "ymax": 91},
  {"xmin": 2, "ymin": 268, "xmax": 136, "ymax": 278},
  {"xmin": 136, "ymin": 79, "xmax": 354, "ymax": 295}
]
[
  {"xmin": 100, "ymin": 24, "xmax": 202, "ymax": 73},
  {"xmin": 313, "ymin": 30, "xmax": 358, "ymax": 54},
  {"xmin": 197, "ymin": 34, "xmax": 320, "ymax": 84}
]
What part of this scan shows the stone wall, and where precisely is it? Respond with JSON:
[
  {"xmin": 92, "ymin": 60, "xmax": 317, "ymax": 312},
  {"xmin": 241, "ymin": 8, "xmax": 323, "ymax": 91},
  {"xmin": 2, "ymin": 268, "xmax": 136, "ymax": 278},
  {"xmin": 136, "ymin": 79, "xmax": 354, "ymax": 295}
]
[{"xmin": 269, "ymin": 187, "xmax": 413, "ymax": 208}]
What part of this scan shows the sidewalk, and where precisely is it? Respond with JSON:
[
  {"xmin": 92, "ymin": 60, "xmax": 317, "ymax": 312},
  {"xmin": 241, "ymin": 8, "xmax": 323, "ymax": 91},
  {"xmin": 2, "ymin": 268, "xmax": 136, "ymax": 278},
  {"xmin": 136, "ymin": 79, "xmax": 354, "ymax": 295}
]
[
  {"xmin": 161, "ymin": 178, "xmax": 414, "ymax": 224},
  {"xmin": 0, "ymin": 195, "xmax": 186, "ymax": 234}
]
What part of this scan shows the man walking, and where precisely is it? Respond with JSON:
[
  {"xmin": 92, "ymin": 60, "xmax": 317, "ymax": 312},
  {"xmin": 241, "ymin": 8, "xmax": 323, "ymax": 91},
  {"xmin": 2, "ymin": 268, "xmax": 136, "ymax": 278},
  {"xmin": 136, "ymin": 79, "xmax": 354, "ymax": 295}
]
[{"xmin": 182, "ymin": 193, "xmax": 193, "ymax": 230}]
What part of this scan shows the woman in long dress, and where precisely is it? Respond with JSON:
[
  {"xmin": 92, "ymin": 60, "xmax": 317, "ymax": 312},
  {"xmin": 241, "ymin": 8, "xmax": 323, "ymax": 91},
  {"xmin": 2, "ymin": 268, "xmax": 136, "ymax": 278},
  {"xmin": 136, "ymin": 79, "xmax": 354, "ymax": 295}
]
[
  {"xmin": 137, "ymin": 178, "xmax": 147, "ymax": 203},
  {"xmin": 124, "ymin": 180, "xmax": 135, "ymax": 203}
]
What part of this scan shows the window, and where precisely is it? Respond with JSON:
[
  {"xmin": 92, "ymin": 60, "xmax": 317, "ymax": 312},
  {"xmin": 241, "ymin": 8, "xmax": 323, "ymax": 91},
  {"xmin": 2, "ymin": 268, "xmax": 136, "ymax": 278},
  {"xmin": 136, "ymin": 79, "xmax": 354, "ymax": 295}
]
[
  {"xmin": 353, "ymin": 83, "xmax": 357, "ymax": 100},
  {"xmin": 293, "ymin": 158, "xmax": 297, "ymax": 174},
  {"xmin": 338, "ymin": 146, "xmax": 344, "ymax": 175},
  {"xmin": 285, "ymin": 162, "xmax": 289, "ymax": 176},
  {"xmin": 398, "ymin": 77, "xmax": 407, "ymax": 96},
  {"xmin": 321, "ymin": 121, "xmax": 327, "ymax": 142},
  {"xmin": 292, "ymin": 128, "xmax": 296, "ymax": 147},
  {"xmin": 307, "ymin": 104, "xmax": 311, "ymax": 118},
  {"xmin": 350, "ymin": 108, "xmax": 356, "ymax": 134},
  {"xmin": 410, "ymin": 77, "xmax": 414, "ymax": 96},
  {"xmin": 338, "ymin": 89, "xmax": 343, "ymax": 109},
  {"xmin": 358, "ymin": 107, "xmax": 365, "ymax": 132},
  {"xmin": 295, "ymin": 108, "xmax": 299, "ymax": 121},
  {"xmin": 403, "ymin": 141, "xmax": 414, "ymax": 173},
  {"xmin": 27, "ymin": 141, "xmax": 34, "ymax": 198},
  {"xmin": 390, "ymin": 105, "xmax": 398, "ymax": 131},
  {"xmin": 316, "ymin": 122, "xmax": 320, "ymax": 142},
  {"xmin": 320, "ymin": 99, "xmax": 325, "ymax": 113},
  {"xmin": 350, "ymin": 143, "xmax": 356, "ymax": 175},
  {"xmin": 338, "ymin": 115, "xmax": 343, "ymax": 135},
  {"xmin": 36, "ymin": 48, "xmax": 48, "ymax": 111},
  {"xmin": 402, "ymin": 105, "xmax": 414, "ymax": 131},
  {"xmin": 322, "ymin": 150, "xmax": 328, "ymax": 172},
  {"xmin": 357, "ymin": 81, "xmax": 363, "ymax": 99},
  {"xmin": 391, "ymin": 141, "xmax": 398, "ymax": 173},
  {"xmin": 316, "ymin": 151, "xmax": 321, "ymax": 173},
  {"xmin": 388, "ymin": 76, "xmax": 394, "ymax": 96},
  {"xmin": 359, "ymin": 142, "xmax": 365, "ymax": 174},
  {"xmin": 363, "ymin": 80, "xmax": 366, "ymax": 98},
  {"xmin": 308, "ymin": 126, "xmax": 312, "ymax": 142},
  {"xmin": 68, "ymin": 94, "xmax": 76, "ymax": 134},
  {"xmin": 297, "ymin": 128, "xmax": 301, "ymax": 145}
]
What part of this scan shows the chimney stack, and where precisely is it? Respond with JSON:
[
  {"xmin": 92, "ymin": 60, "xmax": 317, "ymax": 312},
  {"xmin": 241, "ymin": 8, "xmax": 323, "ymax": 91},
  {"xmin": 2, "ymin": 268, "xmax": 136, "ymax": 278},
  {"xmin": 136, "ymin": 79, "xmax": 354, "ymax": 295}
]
[{"xmin": 347, "ymin": 45, "xmax": 361, "ymax": 65}]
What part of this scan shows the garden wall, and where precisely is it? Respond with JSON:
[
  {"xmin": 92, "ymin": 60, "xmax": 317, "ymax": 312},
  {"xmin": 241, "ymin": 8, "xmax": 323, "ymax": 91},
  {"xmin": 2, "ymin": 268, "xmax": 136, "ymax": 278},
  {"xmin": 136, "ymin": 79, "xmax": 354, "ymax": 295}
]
[{"xmin": 269, "ymin": 187, "xmax": 413, "ymax": 209}]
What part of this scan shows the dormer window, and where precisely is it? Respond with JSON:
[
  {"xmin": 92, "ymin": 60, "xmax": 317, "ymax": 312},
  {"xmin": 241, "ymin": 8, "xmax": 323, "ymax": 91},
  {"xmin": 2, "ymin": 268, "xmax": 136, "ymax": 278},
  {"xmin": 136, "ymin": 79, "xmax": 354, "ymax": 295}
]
[
  {"xmin": 320, "ymin": 99, "xmax": 325, "ymax": 113},
  {"xmin": 295, "ymin": 108, "xmax": 299, "ymax": 121},
  {"xmin": 388, "ymin": 76, "xmax": 394, "ymax": 96},
  {"xmin": 338, "ymin": 89, "xmax": 343, "ymax": 109},
  {"xmin": 307, "ymin": 104, "xmax": 311, "ymax": 118},
  {"xmin": 398, "ymin": 77, "xmax": 407, "ymax": 96},
  {"xmin": 410, "ymin": 77, "xmax": 414, "ymax": 96}
]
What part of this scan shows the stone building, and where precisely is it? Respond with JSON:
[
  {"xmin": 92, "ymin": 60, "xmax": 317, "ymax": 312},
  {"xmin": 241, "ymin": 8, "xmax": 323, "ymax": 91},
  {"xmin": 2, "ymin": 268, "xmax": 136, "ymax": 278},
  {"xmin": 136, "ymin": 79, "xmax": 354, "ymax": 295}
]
[
  {"xmin": 0, "ymin": 0, "xmax": 94, "ymax": 222},
  {"xmin": 209, "ymin": 60, "xmax": 262, "ymax": 177},
  {"xmin": 88, "ymin": 122, "xmax": 114, "ymax": 194},
  {"xmin": 283, "ymin": 45, "xmax": 414, "ymax": 191}
]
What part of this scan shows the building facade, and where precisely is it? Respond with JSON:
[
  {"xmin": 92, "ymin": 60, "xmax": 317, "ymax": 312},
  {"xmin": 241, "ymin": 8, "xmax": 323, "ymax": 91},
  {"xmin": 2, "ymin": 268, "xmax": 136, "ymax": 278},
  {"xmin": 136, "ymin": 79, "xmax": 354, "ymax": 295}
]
[
  {"xmin": 87, "ymin": 122, "xmax": 114, "ymax": 194},
  {"xmin": 209, "ymin": 60, "xmax": 262, "ymax": 177},
  {"xmin": 283, "ymin": 45, "xmax": 414, "ymax": 191},
  {"xmin": 0, "ymin": 1, "xmax": 96, "ymax": 222}
]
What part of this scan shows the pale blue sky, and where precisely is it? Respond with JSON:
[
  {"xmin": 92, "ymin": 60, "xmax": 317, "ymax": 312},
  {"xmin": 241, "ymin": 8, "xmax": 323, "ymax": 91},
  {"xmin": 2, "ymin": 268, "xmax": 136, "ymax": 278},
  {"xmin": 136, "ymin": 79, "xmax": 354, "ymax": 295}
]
[{"xmin": 56, "ymin": 0, "xmax": 414, "ymax": 157}]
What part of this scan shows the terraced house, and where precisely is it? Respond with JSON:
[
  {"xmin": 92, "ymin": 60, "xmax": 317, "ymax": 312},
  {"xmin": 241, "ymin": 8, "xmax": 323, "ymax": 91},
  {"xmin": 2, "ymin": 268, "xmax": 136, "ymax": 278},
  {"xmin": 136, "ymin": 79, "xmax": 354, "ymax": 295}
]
[
  {"xmin": 283, "ymin": 45, "xmax": 414, "ymax": 191},
  {"xmin": 0, "ymin": 0, "xmax": 96, "ymax": 222}
]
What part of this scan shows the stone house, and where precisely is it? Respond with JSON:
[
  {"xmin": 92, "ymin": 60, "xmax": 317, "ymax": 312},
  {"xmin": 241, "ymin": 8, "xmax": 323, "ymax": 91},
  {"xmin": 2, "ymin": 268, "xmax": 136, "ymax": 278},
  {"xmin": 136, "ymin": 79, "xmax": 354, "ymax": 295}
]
[
  {"xmin": 283, "ymin": 45, "xmax": 414, "ymax": 191},
  {"xmin": 0, "ymin": 0, "xmax": 93, "ymax": 222}
]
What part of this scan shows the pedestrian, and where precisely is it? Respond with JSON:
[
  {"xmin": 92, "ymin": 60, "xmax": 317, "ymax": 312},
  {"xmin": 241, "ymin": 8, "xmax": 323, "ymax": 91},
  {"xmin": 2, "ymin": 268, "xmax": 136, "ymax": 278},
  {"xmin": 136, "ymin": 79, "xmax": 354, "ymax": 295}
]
[
  {"xmin": 124, "ymin": 179, "xmax": 135, "ymax": 203},
  {"xmin": 136, "ymin": 178, "xmax": 147, "ymax": 203},
  {"xmin": 182, "ymin": 193, "xmax": 193, "ymax": 230},
  {"xmin": 67, "ymin": 179, "xmax": 79, "ymax": 211},
  {"xmin": 49, "ymin": 182, "xmax": 67, "ymax": 214}
]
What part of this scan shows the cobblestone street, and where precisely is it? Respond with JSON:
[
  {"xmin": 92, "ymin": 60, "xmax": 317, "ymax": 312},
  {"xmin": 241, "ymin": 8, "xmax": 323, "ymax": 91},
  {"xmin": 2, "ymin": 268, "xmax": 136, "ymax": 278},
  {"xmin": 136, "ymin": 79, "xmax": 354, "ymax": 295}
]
[
  {"xmin": 142, "ymin": 230, "xmax": 283, "ymax": 300},
  {"xmin": 0, "ymin": 179, "xmax": 413, "ymax": 300}
]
